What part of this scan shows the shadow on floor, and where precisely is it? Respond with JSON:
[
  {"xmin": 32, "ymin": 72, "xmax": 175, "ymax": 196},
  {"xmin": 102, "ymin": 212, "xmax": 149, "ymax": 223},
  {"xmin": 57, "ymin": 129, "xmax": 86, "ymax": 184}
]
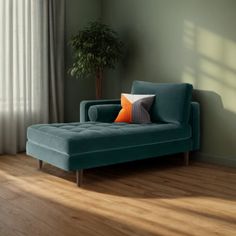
[
  {"xmin": 41, "ymin": 155, "xmax": 236, "ymax": 200},
  {"xmin": 1, "ymin": 154, "xmax": 236, "ymax": 236},
  {"xmin": 1, "ymin": 154, "xmax": 236, "ymax": 200}
]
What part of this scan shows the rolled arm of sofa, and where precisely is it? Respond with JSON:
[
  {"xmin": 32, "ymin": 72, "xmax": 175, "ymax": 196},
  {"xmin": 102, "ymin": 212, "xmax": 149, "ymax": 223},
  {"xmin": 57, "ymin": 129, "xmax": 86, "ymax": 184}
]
[
  {"xmin": 88, "ymin": 104, "xmax": 121, "ymax": 122},
  {"xmin": 80, "ymin": 99, "xmax": 121, "ymax": 122},
  {"xmin": 190, "ymin": 102, "xmax": 200, "ymax": 151}
]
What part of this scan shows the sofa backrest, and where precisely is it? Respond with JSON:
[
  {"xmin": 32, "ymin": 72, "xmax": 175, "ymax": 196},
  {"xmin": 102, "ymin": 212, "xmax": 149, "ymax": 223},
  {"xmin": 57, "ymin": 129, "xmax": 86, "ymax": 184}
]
[{"xmin": 131, "ymin": 80, "xmax": 193, "ymax": 124}]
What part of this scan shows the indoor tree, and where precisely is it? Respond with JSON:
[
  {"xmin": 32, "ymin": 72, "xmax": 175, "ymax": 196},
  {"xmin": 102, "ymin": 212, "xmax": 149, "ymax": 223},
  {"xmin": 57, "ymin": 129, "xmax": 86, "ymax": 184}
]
[{"xmin": 69, "ymin": 21, "xmax": 123, "ymax": 99}]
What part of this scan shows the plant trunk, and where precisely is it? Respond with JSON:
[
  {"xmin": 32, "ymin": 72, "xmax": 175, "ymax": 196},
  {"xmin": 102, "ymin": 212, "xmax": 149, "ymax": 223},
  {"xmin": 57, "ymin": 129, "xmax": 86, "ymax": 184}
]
[{"xmin": 95, "ymin": 69, "xmax": 102, "ymax": 100}]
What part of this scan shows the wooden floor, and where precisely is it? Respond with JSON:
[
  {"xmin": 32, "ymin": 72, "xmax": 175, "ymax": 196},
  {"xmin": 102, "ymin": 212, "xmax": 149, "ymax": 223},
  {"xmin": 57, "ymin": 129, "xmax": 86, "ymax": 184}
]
[{"xmin": 0, "ymin": 154, "xmax": 236, "ymax": 236}]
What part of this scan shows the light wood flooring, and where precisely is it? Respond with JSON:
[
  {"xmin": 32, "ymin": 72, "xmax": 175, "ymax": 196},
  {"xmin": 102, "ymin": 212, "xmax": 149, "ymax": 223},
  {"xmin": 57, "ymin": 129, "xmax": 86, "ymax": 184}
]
[{"xmin": 0, "ymin": 154, "xmax": 235, "ymax": 236}]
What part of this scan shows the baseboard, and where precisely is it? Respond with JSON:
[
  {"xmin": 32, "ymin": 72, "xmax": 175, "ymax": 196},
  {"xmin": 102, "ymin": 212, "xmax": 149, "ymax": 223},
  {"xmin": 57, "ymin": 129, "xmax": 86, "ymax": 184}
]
[{"xmin": 192, "ymin": 152, "xmax": 236, "ymax": 168}]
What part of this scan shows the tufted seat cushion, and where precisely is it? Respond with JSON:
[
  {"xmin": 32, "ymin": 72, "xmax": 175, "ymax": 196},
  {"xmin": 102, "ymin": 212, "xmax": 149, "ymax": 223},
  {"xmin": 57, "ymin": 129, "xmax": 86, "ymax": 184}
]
[{"xmin": 27, "ymin": 122, "xmax": 191, "ymax": 156}]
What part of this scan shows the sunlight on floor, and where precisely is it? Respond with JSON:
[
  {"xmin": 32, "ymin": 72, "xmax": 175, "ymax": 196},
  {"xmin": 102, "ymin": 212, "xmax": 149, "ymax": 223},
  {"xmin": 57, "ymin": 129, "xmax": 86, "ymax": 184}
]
[
  {"xmin": 2, "ymin": 169, "xmax": 236, "ymax": 236},
  {"xmin": 1, "ymin": 155, "xmax": 236, "ymax": 236}
]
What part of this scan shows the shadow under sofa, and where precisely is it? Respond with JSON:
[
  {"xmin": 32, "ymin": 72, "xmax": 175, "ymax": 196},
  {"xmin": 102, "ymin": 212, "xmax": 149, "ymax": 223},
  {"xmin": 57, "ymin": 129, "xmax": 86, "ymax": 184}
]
[{"xmin": 26, "ymin": 81, "xmax": 200, "ymax": 187}]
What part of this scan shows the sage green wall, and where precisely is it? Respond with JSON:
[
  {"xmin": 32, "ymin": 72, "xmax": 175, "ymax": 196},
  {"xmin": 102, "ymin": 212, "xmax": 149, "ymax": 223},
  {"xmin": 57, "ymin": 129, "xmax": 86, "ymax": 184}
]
[
  {"xmin": 65, "ymin": 0, "xmax": 101, "ymax": 121},
  {"xmin": 102, "ymin": 0, "xmax": 236, "ymax": 166}
]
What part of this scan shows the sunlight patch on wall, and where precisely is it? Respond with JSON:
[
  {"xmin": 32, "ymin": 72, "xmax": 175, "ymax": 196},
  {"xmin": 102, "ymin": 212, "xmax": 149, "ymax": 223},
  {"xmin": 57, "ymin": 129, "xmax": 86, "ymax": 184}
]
[
  {"xmin": 200, "ymin": 59, "xmax": 223, "ymax": 79},
  {"xmin": 224, "ymin": 39, "xmax": 236, "ymax": 70},
  {"xmin": 183, "ymin": 21, "xmax": 195, "ymax": 50},
  {"xmin": 197, "ymin": 74, "xmax": 222, "ymax": 96},
  {"xmin": 199, "ymin": 58, "xmax": 236, "ymax": 89},
  {"xmin": 182, "ymin": 66, "xmax": 196, "ymax": 86},
  {"xmin": 182, "ymin": 20, "xmax": 236, "ymax": 114},
  {"xmin": 197, "ymin": 28, "xmax": 223, "ymax": 61}
]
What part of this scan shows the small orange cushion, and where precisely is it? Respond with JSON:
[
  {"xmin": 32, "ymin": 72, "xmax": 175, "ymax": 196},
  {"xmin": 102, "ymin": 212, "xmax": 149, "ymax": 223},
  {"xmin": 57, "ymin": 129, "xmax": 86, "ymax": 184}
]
[
  {"xmin": 115, "ymin": 93, "xmax": 155, "ymax": 123},
  {"xmin": 115, "ymin": 95, "xmax": 132, "ymax": 123}
]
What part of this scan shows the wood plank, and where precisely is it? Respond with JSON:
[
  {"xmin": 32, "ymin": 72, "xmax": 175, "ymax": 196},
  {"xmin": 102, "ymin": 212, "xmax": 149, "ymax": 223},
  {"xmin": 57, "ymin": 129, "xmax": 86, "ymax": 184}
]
[{"xmin": 0, "ymin": 154, "xmax": 235, "ymax": 236}]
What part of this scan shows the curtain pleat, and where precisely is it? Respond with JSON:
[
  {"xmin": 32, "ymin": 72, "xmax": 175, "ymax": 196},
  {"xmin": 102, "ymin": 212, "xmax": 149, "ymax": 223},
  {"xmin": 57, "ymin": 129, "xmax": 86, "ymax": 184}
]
[
  {"xmin": 48, "ymin": 0, "xmax": 65, "ymax": 123},
  {"xmin": 0, "ymin": 0, "xmax": 65, "ymax": 154}
]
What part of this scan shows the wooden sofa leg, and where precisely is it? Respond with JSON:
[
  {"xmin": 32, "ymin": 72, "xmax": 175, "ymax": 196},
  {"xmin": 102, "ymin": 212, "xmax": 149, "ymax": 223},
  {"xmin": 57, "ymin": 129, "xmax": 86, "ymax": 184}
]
[
  {"xmin": 76, "ymin": 170, "xmax": 83, "ymax": 187},
  {"xmin": 184, "ymin": 152, "xmax": 189, "ymax": 166},
  {"xmin": 38, "ymin": 160, "xmax": 43, "ymax": 170}
]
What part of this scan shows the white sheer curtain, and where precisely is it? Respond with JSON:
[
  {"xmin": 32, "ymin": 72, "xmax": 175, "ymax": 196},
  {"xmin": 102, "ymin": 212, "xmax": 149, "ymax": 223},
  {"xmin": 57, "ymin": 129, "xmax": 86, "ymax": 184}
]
[{"xmin": 0, "ymin": 0, "xmax": 64, "ymax": 154}]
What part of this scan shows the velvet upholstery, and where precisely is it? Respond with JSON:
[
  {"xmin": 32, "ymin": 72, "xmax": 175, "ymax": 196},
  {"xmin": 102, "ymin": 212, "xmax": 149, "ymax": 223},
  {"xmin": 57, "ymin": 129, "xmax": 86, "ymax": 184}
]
[
  {"xmin": 88, "ymin": 104, "xmax": 121, "ymax": 122},
  {"xmin": 131, "ymin": 81, "xmax": 193, "ymax": 124},
  {"xmin": 190, "ymin": 102, "xmax": 200, "ymax": 151},
  {"xmin": 26, "ymin": 81, "xmax": 200, "ymax": 173},
  {"xmin": 27, "ymin": 122, "xmax": 191, "ymax": 156},
  {"xmin": 27, "ymin": 138, "xmax": 192, "ymax": 171},
  {"xmin": 80, "ymin": 99, "xmax": 120, "ymax": 122}
]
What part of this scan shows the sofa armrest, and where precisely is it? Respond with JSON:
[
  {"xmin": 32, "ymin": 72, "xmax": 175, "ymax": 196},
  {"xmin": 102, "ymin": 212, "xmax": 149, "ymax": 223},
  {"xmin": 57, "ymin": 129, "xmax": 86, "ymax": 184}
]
[
  {"xmin": 190, "ymin": 102, "xmax": 200, "ymax": 151},
  {"xmin": 80, "ymin": 99, "xmax": 121, "ymax": 122},
  {"xmin": 88, "ymin": 104, "xmax": 121, "ymax": 122}
]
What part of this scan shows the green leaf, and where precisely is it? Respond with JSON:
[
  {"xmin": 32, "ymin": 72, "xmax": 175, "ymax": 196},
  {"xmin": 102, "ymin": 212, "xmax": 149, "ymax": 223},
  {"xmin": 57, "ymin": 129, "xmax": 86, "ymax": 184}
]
[{"xmin": 68, "ymin": 21, "xmax": 124, "ymax": 79}]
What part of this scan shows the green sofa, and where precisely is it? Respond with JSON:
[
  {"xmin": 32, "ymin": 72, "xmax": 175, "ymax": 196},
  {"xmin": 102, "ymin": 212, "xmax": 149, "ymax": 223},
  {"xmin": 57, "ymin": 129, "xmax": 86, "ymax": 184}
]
[{"xmin": 26, "ymin": 81, "xmax": 200, "ymax": 187}]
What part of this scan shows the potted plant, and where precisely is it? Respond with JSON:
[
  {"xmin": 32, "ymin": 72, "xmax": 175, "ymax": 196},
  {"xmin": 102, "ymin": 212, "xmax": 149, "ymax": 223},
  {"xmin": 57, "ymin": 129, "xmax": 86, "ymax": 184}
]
[{"xmin": 69, "ymin": 21, "xmax": 123, "ymax": 99}]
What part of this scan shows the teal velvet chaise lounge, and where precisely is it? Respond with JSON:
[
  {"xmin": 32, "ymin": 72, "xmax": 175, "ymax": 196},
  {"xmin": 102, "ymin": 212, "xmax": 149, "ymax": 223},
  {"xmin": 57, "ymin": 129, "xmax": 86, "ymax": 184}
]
[{"xmin": 26, "ymin": 81, "xmax": 200, "ymax": 187}]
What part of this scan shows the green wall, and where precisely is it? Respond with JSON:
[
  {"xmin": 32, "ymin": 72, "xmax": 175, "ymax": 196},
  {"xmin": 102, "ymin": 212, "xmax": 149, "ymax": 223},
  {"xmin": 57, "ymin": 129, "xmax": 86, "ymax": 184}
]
[
  {"xmin": 101, "ymin": 0, "xmax": 236, "ymax": 166},
  {"xmin": 65, "ymin": 0, "xmax": 101, "ymax": 121}
]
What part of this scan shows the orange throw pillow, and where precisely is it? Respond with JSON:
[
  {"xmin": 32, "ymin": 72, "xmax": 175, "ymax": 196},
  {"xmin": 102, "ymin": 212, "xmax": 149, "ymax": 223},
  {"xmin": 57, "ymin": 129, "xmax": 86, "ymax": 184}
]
[{"xmin": 115, "ymin": 93, "xmax": 155, "ymax": 123}]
